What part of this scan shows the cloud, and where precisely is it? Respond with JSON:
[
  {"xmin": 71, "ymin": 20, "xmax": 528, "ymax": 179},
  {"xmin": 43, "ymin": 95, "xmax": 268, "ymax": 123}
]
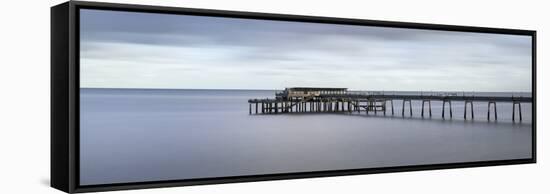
[{"xmin": 79, "ymin": 9, "xmax": 532, "ymax": 92}]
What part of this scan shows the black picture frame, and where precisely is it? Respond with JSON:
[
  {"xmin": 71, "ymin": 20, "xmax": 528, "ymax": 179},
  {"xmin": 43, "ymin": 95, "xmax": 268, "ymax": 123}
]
[{"xmin": 51, "ymin": 1, "xmax": 537, "ymax": 193}]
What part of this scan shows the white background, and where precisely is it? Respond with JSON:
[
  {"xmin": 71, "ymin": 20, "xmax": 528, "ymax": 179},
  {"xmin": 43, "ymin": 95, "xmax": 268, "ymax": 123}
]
[{"xmin": 0, "ymin": 0, "xmax": 547, "ymax": 193}]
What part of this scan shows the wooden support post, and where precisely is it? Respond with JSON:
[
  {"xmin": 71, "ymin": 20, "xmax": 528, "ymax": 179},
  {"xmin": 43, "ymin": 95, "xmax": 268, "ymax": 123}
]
[
  {"xmin": 366, "ymin": 100, "xmax": 369, "ymax": 115},
  {"xmin": 519, "ymin": 102, "xmax": 522, "ymax": 121},
  {"xmin": 255, "ymin": 102, "xmax": 258, "ymax": 114},
  {"xmin": 315, "ymin": 101, "xmax": 321, "ymax": 112},
  {"xmin": 420, "ymin": 100, "xmax": 426, "ymax": 118},
  {"xmin": 421, "ymin": 100, "xmax": 432, "ymax": 117},
  {"xmin": 409, "ymin": 100, "xmax": 412, "ymax": 116},
  {"xmin": 428, "ymin": 100, "xmax": 432, "ymax": 117},
  {"xmin": 374, "ymin": 99, "xmax": 378, "ymax": 114},
  {"xmin": 402, "ymin": 99, "xmax": 412, "ymax": 117},
  {"xmin": 449, "ymin": 101, "xmax": 452, "ymax": 118},
  {"xmin": 464, "ymin": 101, "xmax": 474, "ymax": 120},
  {"xmin": 402, "ymin": 100, "xmax": 405, "ymax": 117},
  {"xmin": 290, "ymin": 101, "xmax": 293, "ymax": 113},
  {"xmin": 383, "ymin": 100, "xmax": 387, "ymax": 115},
  {"xmin": 275, "ymin": 102, "xmax": 278, "ymax": 113},
  {"xmin": 495, "ymin": 103, "xmax": 497, "ymax": 120},
  {"xmin": 294, "ymin": 100, "xmax": 297, "ymax": 113},
  {"xmin": 315, "ymin": 101, "xmax": 318, "ymax": 112},
  {"xmin": 390, "ymin": 100, "xmax": 394, "ymax": 115},
  {"xmin": 512, "ymin": 101, "xmax": 522, "ymax": 121},
  {"xmin": 289, "ymin": 99, "xmax": 292, "ymax": 113},
  {"xmin": 487, "ymin": 101, "xmax": 497, "ymax": 120},
  {"xmin": 463, "ymin": 101, "xmax": 466, "ymax": 119},
  {"xmin": 442, "ymin": 100, "xmax": 452, "ymax": 119},
  {"xmin": 249, "ymin": 103, "xmax": 252, "ymax": 115},
  {"xmin": 261, "ymin": 102, "xmax": 265, "ymax": 114},
  {"xmin": 487, "ymin": 102, "xmax": 491, "ymax": 121}
]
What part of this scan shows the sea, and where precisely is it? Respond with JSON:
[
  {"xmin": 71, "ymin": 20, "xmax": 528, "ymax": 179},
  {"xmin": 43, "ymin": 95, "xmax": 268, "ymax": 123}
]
[{"xmin": 79, "ymin": 88, "xmax": 533, "ymax": 185}]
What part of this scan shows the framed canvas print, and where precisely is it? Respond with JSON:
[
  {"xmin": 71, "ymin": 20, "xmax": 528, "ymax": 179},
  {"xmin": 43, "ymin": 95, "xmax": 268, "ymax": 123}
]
[{"xmin": 51, "ymin": 1, "xmax": 536, "ymax": 193}]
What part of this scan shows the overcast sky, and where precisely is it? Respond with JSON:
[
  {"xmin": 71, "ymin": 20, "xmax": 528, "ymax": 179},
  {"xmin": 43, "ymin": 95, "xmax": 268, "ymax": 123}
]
[{"xmin": 80, "ymin": 9, "xmax": 532, "ymax": 92}]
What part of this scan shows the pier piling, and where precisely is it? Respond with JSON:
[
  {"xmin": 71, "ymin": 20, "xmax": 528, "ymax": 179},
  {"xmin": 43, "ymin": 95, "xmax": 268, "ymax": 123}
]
[
  {"xmin": 421, "ymin": 100, "xmax": 432, "ymax": 117},
  {"xmin": 512, "ymin": 101, "xmax": 522, "ymax": 121},
  {"xmin": 488, "ymin": 101, "xmax": 497, "ymax": 121},
  {"xmin": 402, "ymin": 99, "xmax": 412, "ymax": 117},
  {"xmin": 464, "ymin": 101, "xmax": 474, "ymax": 119},
  {"xmin": 442, "ymin": 100, "xmax": 452, "ymax": 119}
]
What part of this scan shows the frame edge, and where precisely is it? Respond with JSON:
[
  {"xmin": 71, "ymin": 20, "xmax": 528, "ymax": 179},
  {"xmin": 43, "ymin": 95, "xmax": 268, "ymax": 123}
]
[{"xmin": 51, "ymin": 1, "xmax": 72, "ymax": 193}]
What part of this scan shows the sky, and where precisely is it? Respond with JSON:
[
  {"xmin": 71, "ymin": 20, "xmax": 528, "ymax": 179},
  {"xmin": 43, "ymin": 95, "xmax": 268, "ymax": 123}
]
[{"xmin": 79, "ymin": 9, "xmax": 533, "ymax": 92}]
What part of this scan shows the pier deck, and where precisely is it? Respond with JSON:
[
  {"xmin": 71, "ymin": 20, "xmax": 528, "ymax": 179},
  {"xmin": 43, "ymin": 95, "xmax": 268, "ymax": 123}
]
[{"xmin": 247, "ymin": 87, "xmax": 532, "ymax": 121}]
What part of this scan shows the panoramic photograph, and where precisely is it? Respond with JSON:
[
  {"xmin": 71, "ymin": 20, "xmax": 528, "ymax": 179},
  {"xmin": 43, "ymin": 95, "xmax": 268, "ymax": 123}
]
[{"xmin": 79, "ymin": 9, "xmax": 533, "ymax": 186}]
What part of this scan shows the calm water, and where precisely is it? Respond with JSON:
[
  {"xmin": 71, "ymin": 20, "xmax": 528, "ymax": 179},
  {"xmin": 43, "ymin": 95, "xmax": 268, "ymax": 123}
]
[{"xmin": 80, "ymin": 88, "xmax": 533, "ymax": 185}]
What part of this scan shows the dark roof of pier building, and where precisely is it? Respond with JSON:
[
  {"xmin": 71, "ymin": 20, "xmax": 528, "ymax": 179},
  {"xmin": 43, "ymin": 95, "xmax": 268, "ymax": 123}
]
[{"xmin": 285, "ymin": 87, "xmax": 348, "ymax": 91}]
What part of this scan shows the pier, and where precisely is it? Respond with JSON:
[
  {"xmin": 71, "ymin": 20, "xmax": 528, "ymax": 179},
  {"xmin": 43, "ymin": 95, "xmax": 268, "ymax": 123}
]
[{"xmin": 248, "ymin": 87, "xmax": 532, "ymax": 121}]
